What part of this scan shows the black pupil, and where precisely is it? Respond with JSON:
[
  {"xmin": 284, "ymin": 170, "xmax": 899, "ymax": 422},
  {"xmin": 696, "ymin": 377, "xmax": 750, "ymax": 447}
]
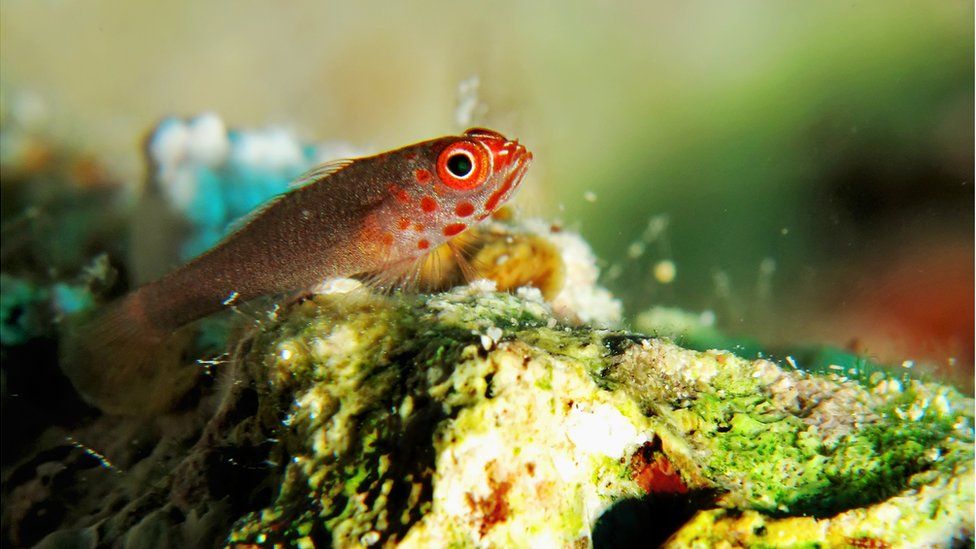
[{"xmin": 447, "ymin": 153, "xmax": 473, "ymax": 177}]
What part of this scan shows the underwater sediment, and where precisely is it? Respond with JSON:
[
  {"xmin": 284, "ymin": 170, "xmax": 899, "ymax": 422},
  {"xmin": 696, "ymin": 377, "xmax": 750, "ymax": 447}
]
[{"xmin": 1, "ymin": 112, "xmax": 973, "ymax": 547}]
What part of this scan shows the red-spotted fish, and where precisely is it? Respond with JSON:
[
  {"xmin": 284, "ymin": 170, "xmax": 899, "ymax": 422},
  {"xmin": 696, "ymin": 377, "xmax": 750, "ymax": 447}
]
[{"xmin": 65, "ymin": 128, "xmax": 531, "ymax": 414}]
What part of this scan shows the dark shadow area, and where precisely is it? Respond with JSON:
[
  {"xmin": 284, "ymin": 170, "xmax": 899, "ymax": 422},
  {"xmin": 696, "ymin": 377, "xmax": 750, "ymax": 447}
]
[{"xmin": 591, "ymin": 492, "xmax": 715, "ymax": 548}]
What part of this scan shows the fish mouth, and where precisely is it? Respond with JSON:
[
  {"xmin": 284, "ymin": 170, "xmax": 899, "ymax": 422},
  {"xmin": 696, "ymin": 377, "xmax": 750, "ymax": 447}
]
[
  {"xmin": 507, "ymin": 144, "xmax": 531, "ymax": 189},
  {"xmin": 501, "ymin": 139, "xmax": 531, "ymax": 196},
  {"xmin": 483, "ymin": 140, "xmax": 531, "ymax": 213},
  {"xmin": 499, "ymin": 138, "xmax": 531, "ymax": 172}
]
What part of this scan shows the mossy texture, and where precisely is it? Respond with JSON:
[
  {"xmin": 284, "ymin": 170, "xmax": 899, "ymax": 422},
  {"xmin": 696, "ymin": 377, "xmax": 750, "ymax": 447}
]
[{"xmin": 226, "ymin": 285, "xmax": 973, "ymax": 547}]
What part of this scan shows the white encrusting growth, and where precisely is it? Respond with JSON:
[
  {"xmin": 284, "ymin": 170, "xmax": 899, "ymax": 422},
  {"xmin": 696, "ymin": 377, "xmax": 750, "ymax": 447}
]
[{"xmin": 566, "ymin": 403, "xmax": 646, "ymax": 460}]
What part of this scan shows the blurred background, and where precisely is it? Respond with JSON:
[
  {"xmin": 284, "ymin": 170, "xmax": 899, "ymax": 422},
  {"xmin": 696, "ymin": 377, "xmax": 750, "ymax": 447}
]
[{"xmin": 1, "ymin": 0, "xmax": 972, "ymax": 387}]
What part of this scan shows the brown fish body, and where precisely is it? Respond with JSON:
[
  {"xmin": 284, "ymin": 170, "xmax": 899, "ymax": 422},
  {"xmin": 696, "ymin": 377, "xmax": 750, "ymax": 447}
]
[{"xmin": 64, "ymin": 129, "xmax": 531, "ymax": 414}]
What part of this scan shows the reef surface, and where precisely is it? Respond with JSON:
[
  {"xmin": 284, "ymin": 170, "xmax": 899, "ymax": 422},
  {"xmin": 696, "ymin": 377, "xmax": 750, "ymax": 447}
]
[{"xmin": 1, "ymin": 111, "xmax": 972, "ymax": 548}]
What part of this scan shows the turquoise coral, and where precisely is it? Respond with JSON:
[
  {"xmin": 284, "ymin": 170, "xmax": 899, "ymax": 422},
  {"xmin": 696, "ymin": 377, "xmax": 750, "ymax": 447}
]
[{"xmin": 0, "ymin": 274, "xmax": 47, "ymax": 345}]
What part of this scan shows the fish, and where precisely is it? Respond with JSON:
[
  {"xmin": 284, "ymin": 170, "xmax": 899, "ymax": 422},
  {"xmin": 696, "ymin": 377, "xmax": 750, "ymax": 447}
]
[{"xmin": 63, "ymin": 128, "xmax": 532, "ymax": 414}]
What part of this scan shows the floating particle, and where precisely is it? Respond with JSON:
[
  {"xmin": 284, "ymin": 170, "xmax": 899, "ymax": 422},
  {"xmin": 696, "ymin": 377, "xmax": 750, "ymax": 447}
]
[
  {"xmin": 454, "ymin": 76, "xmax": 487, "ymax": 127},
  {"xmin": 583, "ymin": 191, "xmax": 597, "ymax": 203},
  {"xmin": 780, "ymin": 227, "xmax": 789, "ymax": 235},
  {"xmin": 698, "ymin": 310, "xmax": 716, "ymax": 326},
  {"xmin": 653, "ymin": 260, "xmax": 676, "ymax": 284},
  {"xmin": 222, "ymin": 291, "xmax": 240, "ymax": 305},
  {"xmin": 712, "ymin": 271, "xmax": 731, "ymax": 298},
  {"xmin": 626, "ymin": 241, "xmax": 645, "ymax": 259},
  {"xmin": 643, "ymin": 214, "xmax": 670, "ymax": 242}
]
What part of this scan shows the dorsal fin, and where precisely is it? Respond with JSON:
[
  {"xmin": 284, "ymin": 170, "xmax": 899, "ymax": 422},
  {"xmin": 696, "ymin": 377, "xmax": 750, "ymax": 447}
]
[
  {"xmin": 225, "ymin": 158, "xmax": 357, "ymax": 235},
  {"xmin": 289, "ymin": 158, "xmax": 356, "ymax": 189},
  {"xmin": 224, "ymin": 193, "xmax": 287, "ymax": 235}
]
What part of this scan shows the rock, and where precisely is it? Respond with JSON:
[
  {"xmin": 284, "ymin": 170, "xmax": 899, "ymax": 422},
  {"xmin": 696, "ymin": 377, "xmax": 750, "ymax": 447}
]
[{"xmin": 221, "ymin": 284, "xmax": 973, "ymax": 547}]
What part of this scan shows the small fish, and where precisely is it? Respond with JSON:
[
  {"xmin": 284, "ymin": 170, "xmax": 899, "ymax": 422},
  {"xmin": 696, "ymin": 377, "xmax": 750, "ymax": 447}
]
[{"xmin": 65, "ymin": 128, "xmax": 532, "ymax": 414}]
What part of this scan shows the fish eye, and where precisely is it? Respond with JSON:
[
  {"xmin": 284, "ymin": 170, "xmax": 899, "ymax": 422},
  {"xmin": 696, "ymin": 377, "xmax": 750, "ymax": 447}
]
[
  {"xmin": 446, "ymin": 152, "xmax": 474, "ymax": 178},
  {"xmin": 437, "ymin": 140, "xmax": 490, "ymax": 191}
]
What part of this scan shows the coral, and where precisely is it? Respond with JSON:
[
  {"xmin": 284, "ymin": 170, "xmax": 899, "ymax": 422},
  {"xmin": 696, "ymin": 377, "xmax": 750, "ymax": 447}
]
[
  {"xmin": 0, "ymin": 274, "xmax": 48, "ymax": 346},
  {"xmin": 434, "ymin": 216, "xmax": 623, "ymax": 328},
  {"xmin": 0, "ymin": 256, "xmax": 109, "ymax": 346},
  {"xmin": 667, "ymin": 466, "xmax": 974, "ymax": 548},
  {"xmin": 219, "ymin": 285, "xmax": 972, "ymax": 548},
  {"xmin": 3, "ymin": 277, "xmax": 972, "ymax": 547},
  {"xmin": 226, "ymin": 284, "xmax": 647, "ymax": 547}
]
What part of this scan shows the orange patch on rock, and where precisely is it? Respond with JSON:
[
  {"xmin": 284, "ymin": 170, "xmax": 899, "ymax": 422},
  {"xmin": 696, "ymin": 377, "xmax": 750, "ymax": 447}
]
[
  {"xmin": 630, "ymin": 441, "xmax": 688, "ymax": 494},
  {"xmin": 466, "ymin": 463, "xmax": 513, "ymax": 537},
  {"xmin": 846, "ymin": 538, "xmax": 891, "ymax": 549}
]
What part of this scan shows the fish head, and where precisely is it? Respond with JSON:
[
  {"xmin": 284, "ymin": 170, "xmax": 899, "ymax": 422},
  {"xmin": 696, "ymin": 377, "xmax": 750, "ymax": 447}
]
[
  {"xmin": 371, "ymin": 128, "xmax": 531, "ymax": 261},
  {"xmin": 444, "ymin": 128, "xmax": 532, "ymax": 216},
  {"xmin": 419, "ymin": 128, "xmax": 531, "ymax": 224}
]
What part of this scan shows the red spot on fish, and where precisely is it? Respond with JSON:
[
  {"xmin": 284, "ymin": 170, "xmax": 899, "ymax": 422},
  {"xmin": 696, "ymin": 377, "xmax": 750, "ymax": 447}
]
[
  {"xmin": 414, "ymin": 168, "xmax": 432, "ymax": 184},
  {"xmin": 413, "ymin": 223, "xmax": 425, "ymax": 232},
  {"xmin": 388, "ymin": 184, "xmax": 411, "ymax": 204},
  {"xmin": 443, "ymin": 223, "xmax": 467, "ymax": 237},
  {"xmin": 420, "ymin": 196, "xmax": 438, "ymax": 213},
  {"xmin": 417, "ymin": 239, "xmax": 430, "ymax": 250},
  {"xmin": 381, "ymin": 232, "xmax": 394, "ymax": 247},
  {"xmin": 455, "ymin": 202, "xmax": 475, "ymax": 217},
  {"xmin": 398, "ymin": 217, "xmax": 412, "ymax": 230}
]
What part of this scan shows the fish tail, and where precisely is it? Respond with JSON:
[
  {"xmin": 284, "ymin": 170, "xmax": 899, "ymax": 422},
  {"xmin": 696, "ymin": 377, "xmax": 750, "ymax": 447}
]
[{"xmin": 61, "ymin": 290, "xmax": 199, "ymax": 415}]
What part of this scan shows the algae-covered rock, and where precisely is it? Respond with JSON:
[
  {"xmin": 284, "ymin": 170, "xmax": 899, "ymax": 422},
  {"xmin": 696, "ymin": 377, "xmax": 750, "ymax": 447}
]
[
  {"xmin": 2, "ymin": 276, "xmax": 971, "ymax": 547},
  {"xmin": 222, "ymin": 283, "xmax": 973, "ymax": 548}
]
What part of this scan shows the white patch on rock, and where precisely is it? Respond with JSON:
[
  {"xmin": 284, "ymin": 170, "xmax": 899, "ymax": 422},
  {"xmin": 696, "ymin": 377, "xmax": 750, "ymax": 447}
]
[{"xmin": 566, "ymin": 403, "xmax": 644, "ymax": 460}]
